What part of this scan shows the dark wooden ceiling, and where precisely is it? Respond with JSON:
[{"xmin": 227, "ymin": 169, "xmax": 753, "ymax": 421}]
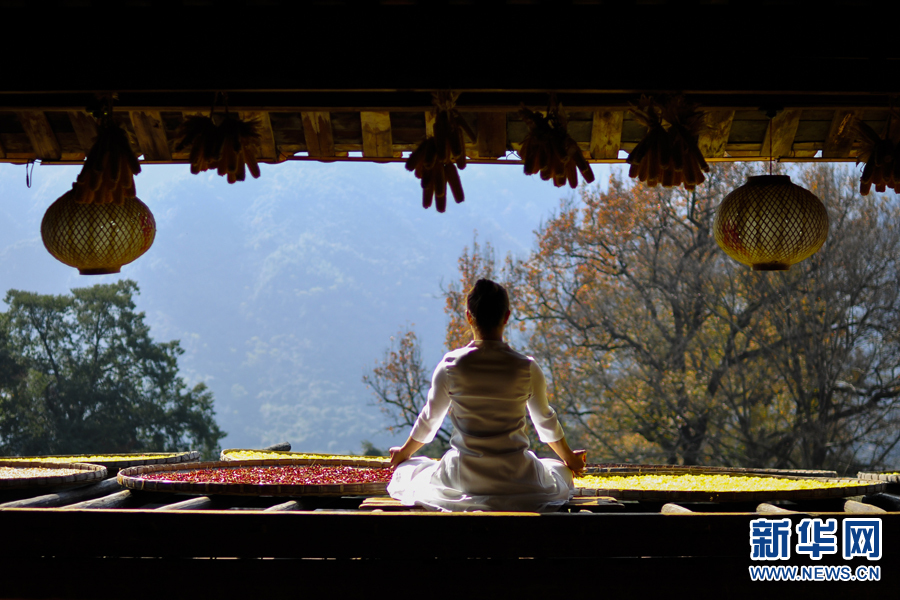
[{"xmin": 3, "ymin": 0, "xmax": 899, "ymax": 166}]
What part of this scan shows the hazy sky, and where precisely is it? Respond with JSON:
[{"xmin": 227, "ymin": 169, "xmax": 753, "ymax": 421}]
[{"xmin": 0, "ymin": 159, "xmax": 615, "ymax": 454}]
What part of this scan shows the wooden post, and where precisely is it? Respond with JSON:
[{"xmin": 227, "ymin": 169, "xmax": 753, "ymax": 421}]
[
  {"xmin": 756, "ymin": 503, "xmax": 799, "ymax": 514},
  {"xmin": 17, "ymin": 111, "xmax": 61, "ymax": 160},
  {"xmin": 759, "ymin": 109, "xmax": 801, "ymax": 159},
  {"xmin": 0, "ymin": 477, "xmax": 121, "ymax": 509},
  {"xmin": 156, "ymin": 496, "xmax": 213, "ymax": 511},
  {"xmin": 823, "ymin": 109, "xmax": 864, "ymax": 158},
  {"xmin": 264, "ymin": 500, "xmax": 302, "ymax": 511},
  {"xmin": 862, "ymin": 493, "xmax": 900, "ymax": 512},
  {"xmin": 360, "ymin": 111, "xmax": 393, "ymax": 159},
  {"xmin": 590, "ymin": 109, "xmax": 623, "ymax": 159},
  {"xmin": 301, "ymin": 111, "xmax": 335, "ymax": 158},
  {"xmin": 697, "ymin": 110, "xmax": 735, "ymax": 158},
  {"xmin": 241, "ymin": 111, "xmax": 278, "ymax": 161},
  {"xmin": 63, "ymin": 490, "xmax": 132, "ymax": 510},
  {"xmin": 476, "ymin": 112, "xmax": 506, "ymax": 159},
  {"xmin": 130, "ymin": 110, "xmax": 171, "ymax": 161},
  {"xmin": 68, "ymin": 111, "xmax": 98, "ymax": 157},
  {"xmin": 661, "ymin": 503, "xmax": 693, "ymax": 514},
  {"xmin": 843, "ymin": 499, "xmax": 886, "ymax": 514}
]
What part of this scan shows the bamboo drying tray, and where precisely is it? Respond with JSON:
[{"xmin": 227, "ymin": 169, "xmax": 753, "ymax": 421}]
[
  {"xmin": 857, "ymin": 470, "xmax": 900, "ymax": 483},
  {"xmin": 0, "ymin": 460, "xmax": 107, "ymax": 490},
  {"xmin": 857, "ymin": 470, "xmax": 900, "ymax": 493},
  {"xmin": 118, "ymin": 458, "xmax": 391, "ymax": 497},
  {"xmin": 220, "ymin": 449, "xmax": 390, "ymax": 462},
  {"xmin": 585, "ymin": 463, "xmax": 838, "ymax": 478},
  {"xmin": 574, "ymin": 468, "xmax": 884, "ymax": 503},
  {"xmin": 2, "ymin": 451, "xmax": 200, "ymax": 476}
]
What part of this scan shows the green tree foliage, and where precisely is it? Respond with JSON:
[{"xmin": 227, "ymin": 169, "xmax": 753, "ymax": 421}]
[{"xmin": 0, "ymin": 280, "xmax": 225, "ymax": 459}]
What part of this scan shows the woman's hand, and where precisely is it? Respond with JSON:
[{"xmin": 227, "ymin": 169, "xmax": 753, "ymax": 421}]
[
  {"xmin": 390, "ymin": 438, "xmax": 426, "ymax": 470},
  {"xmin": 389, "ymin": 446, "xmax": 407, "ymax": 470},
  {"xmin": 567, "ymin": 449, "xmax": 587, "ymax": 477},
  {"xmin": 548, "ymin": 439, "xmax": 587, "ymax": 477}
]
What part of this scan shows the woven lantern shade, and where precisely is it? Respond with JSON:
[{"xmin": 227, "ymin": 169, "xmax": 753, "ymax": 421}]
[
  {"xmin": 713, "ymin": 175, "xmax": 829, "ymax": 271},
  {"xmin": 41, "ymin": 190, "xmax": 156, "ymax": 275}
]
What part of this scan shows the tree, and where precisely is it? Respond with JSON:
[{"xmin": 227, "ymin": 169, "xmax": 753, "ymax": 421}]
[
  {"xmin": 363, "ymin": 235, "xmax": 518, "ymax": 456},
  {"xmin": 0, "ymin": 280, "xmax": 225, "ymax": 459},
  {"xmin": 514, "ymin": 163, "xmax": 900, "ymax": 472}
]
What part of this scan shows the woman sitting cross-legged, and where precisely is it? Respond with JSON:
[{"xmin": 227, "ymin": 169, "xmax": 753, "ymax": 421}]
[{"xmin": 387, "ymin": 278, "xmax": 586, "ymax": 512}]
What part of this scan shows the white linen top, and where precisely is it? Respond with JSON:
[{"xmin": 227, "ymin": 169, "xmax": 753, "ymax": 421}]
[{"xmin": 402, "ymin": 339, "xmax": 570, "ymax": 500}]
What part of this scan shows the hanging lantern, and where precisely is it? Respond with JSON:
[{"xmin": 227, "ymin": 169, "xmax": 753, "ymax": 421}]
[
  {"xmin": 713, "ymin": 175, "xmax": 829, "ymax": 271},
  {"xmin": 41, "ymin": 189, "xmax": 156, "ymax": 275}
]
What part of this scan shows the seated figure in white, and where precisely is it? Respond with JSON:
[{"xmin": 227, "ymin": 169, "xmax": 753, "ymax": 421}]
[{"xmin": 388, "ymin": 278, "xmax": 586, "ymax": 512}]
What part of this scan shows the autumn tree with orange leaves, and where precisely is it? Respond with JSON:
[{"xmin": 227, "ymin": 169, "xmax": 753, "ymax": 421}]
[
  {"xmin": 362, "ymin": 236, "xmax": 516, "ymax": 457},
  {"xmin": 367, "ymin": 163, "xmax": 900, "ymax": 473},
  {"xmin": 516, "ymin": 163, "xmax": 900, "ymax": 472}
]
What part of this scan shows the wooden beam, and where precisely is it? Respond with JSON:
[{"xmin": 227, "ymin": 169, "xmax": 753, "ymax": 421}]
[
  {"xmin": 129, "ymin": 110, "xmax": 171, "ymax": 161},
  {"xmin": 0, "ymin": 478, "xmax": 121, "ymax": 509},
  {"xmin": 4, "ymin": 510, "xmax": 899, "ymax": 562},
  {"xmin": 476, "ymin": 112, "xmax": 506, "ymax": 159},
  {"xmin": 264, "ymin": 500, "xmax": 301, "ymax": 511},
  {"xmin": 68, "ymin": 111, "xmax": 98, "ymax": 155},
  {"xmin": 17, "ymin": 111, "xmax": 61, "ymax": 160},
  {"xmin": 758, "ymin": 108, "xmax": 801, "ymax": 159},
  {"xmin": 156, "ymin": 497, "xmax": 213, "ymax": 511},
  {"xmin": 697, "ymin": 110, "xmax": 734, "ymax": 158},
  {"xmin": 589, "ymin": 109, "xmax": 623, "ymax": 160},
  {"xmin": 360, "ymin": 111, "xmax": 393, "ymax": 159},
  {"xmin": 660, "ymin": 503, "xmax": 693, "ymax": 514},
  {"xmin": 823, "ymin": 109, "xmax": 864, "ymax": 158},
  {"xmin": 61, "ymin": 490, "xmax": 132, "ymax": 510},
  {"xmin": 301, "ymin": 111, "xmax": 335, "ymax": 158},
  {"xmin": 241, "ymin": 111, "xmax": 278, "ymax": 161},
  {"xmin": 843, "ymin": 499, "xmax": 886, "ymax": 514},
  {"xmin": 756, "ymin": 503, "xmax": 800, "ymax": 514}
]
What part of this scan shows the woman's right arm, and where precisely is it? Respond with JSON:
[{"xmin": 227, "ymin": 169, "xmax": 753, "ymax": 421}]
[
  {"xmin": 391, "ymin": 359, "xmax": 452, "ymax": 469},
  {"xmin": 389, "ymin": 437, "xmax": 425, "ymax": 469}
]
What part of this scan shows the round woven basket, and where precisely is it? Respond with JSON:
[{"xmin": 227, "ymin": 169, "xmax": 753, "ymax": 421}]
[
  {"xmin": 575, "ymin": 468, "xmax": 884, "ymax": 503},
  {"xmin": 584, "ymin": 463, "xmax": 838, "ymax": 478},
  {"xmin": 0, "ymin": 460, "xmax": 107, "ymax": 490},
  {"xmin": 713, "ymin": 175, "xmax": 829, "ymax": 271},
  {"xmin": 857, "ymin": 470, "xmax": 900, "ymax": 484},
  {"xmin": 220, "ymin": 448, "xmax": 390, "ymax": 463},
  {"xmin": 2, "ymin": 451, "xmax": 200, "ymax": 477},
  {"xmin": 118, "ymin": 459, "xmax": 392, "ymax": 497}
]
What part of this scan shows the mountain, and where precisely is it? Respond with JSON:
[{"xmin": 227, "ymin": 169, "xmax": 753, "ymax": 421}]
[{"xmin": 0, "ymin": 160, "xmax": 612, "ymax": 454}]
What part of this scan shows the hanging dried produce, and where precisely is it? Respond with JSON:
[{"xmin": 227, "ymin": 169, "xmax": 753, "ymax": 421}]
[
  {"xmin": 175, "ymin": 114, "xmax": 262, "ymax": 184},
  {"xmin": 627, "ymin": 96, "xmax": 709, "ymax": 191},
  {"xmin": 72, "ymin": 116, "xmax": 142, "ymax": 206},
  {"xmin": 519, "ymin": 103, "xmax": 594, "ymax": 188},
  {"xmin": 405, "ymin": 91, "xmax": 474, "ymax": 213},
  {"xmin": 855, "ymin": 114, "xmax": 898, "ymax": 195}
]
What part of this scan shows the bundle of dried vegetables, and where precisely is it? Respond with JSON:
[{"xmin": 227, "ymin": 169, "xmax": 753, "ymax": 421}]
[
  {"xmin": 405, "ymin": 91, "xmax": 474, "ymax": 213},
  {"xmin": 175, "ymin": 114, "xmax": 262, "ymax": 184},
  {"xmin": 72, "ymin": 116, "xmax": 141, "ymax": 205},
  {"xmin": 627, "ymin": 96, "xmax": 709, "ymax": 190},
  {"xmin": 519, "ymin": 103, "xmax": 594, "ymax": 188},
  {"xmin": 855, "ymin": 114, "xmax": 899, "ymax": 195}
]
